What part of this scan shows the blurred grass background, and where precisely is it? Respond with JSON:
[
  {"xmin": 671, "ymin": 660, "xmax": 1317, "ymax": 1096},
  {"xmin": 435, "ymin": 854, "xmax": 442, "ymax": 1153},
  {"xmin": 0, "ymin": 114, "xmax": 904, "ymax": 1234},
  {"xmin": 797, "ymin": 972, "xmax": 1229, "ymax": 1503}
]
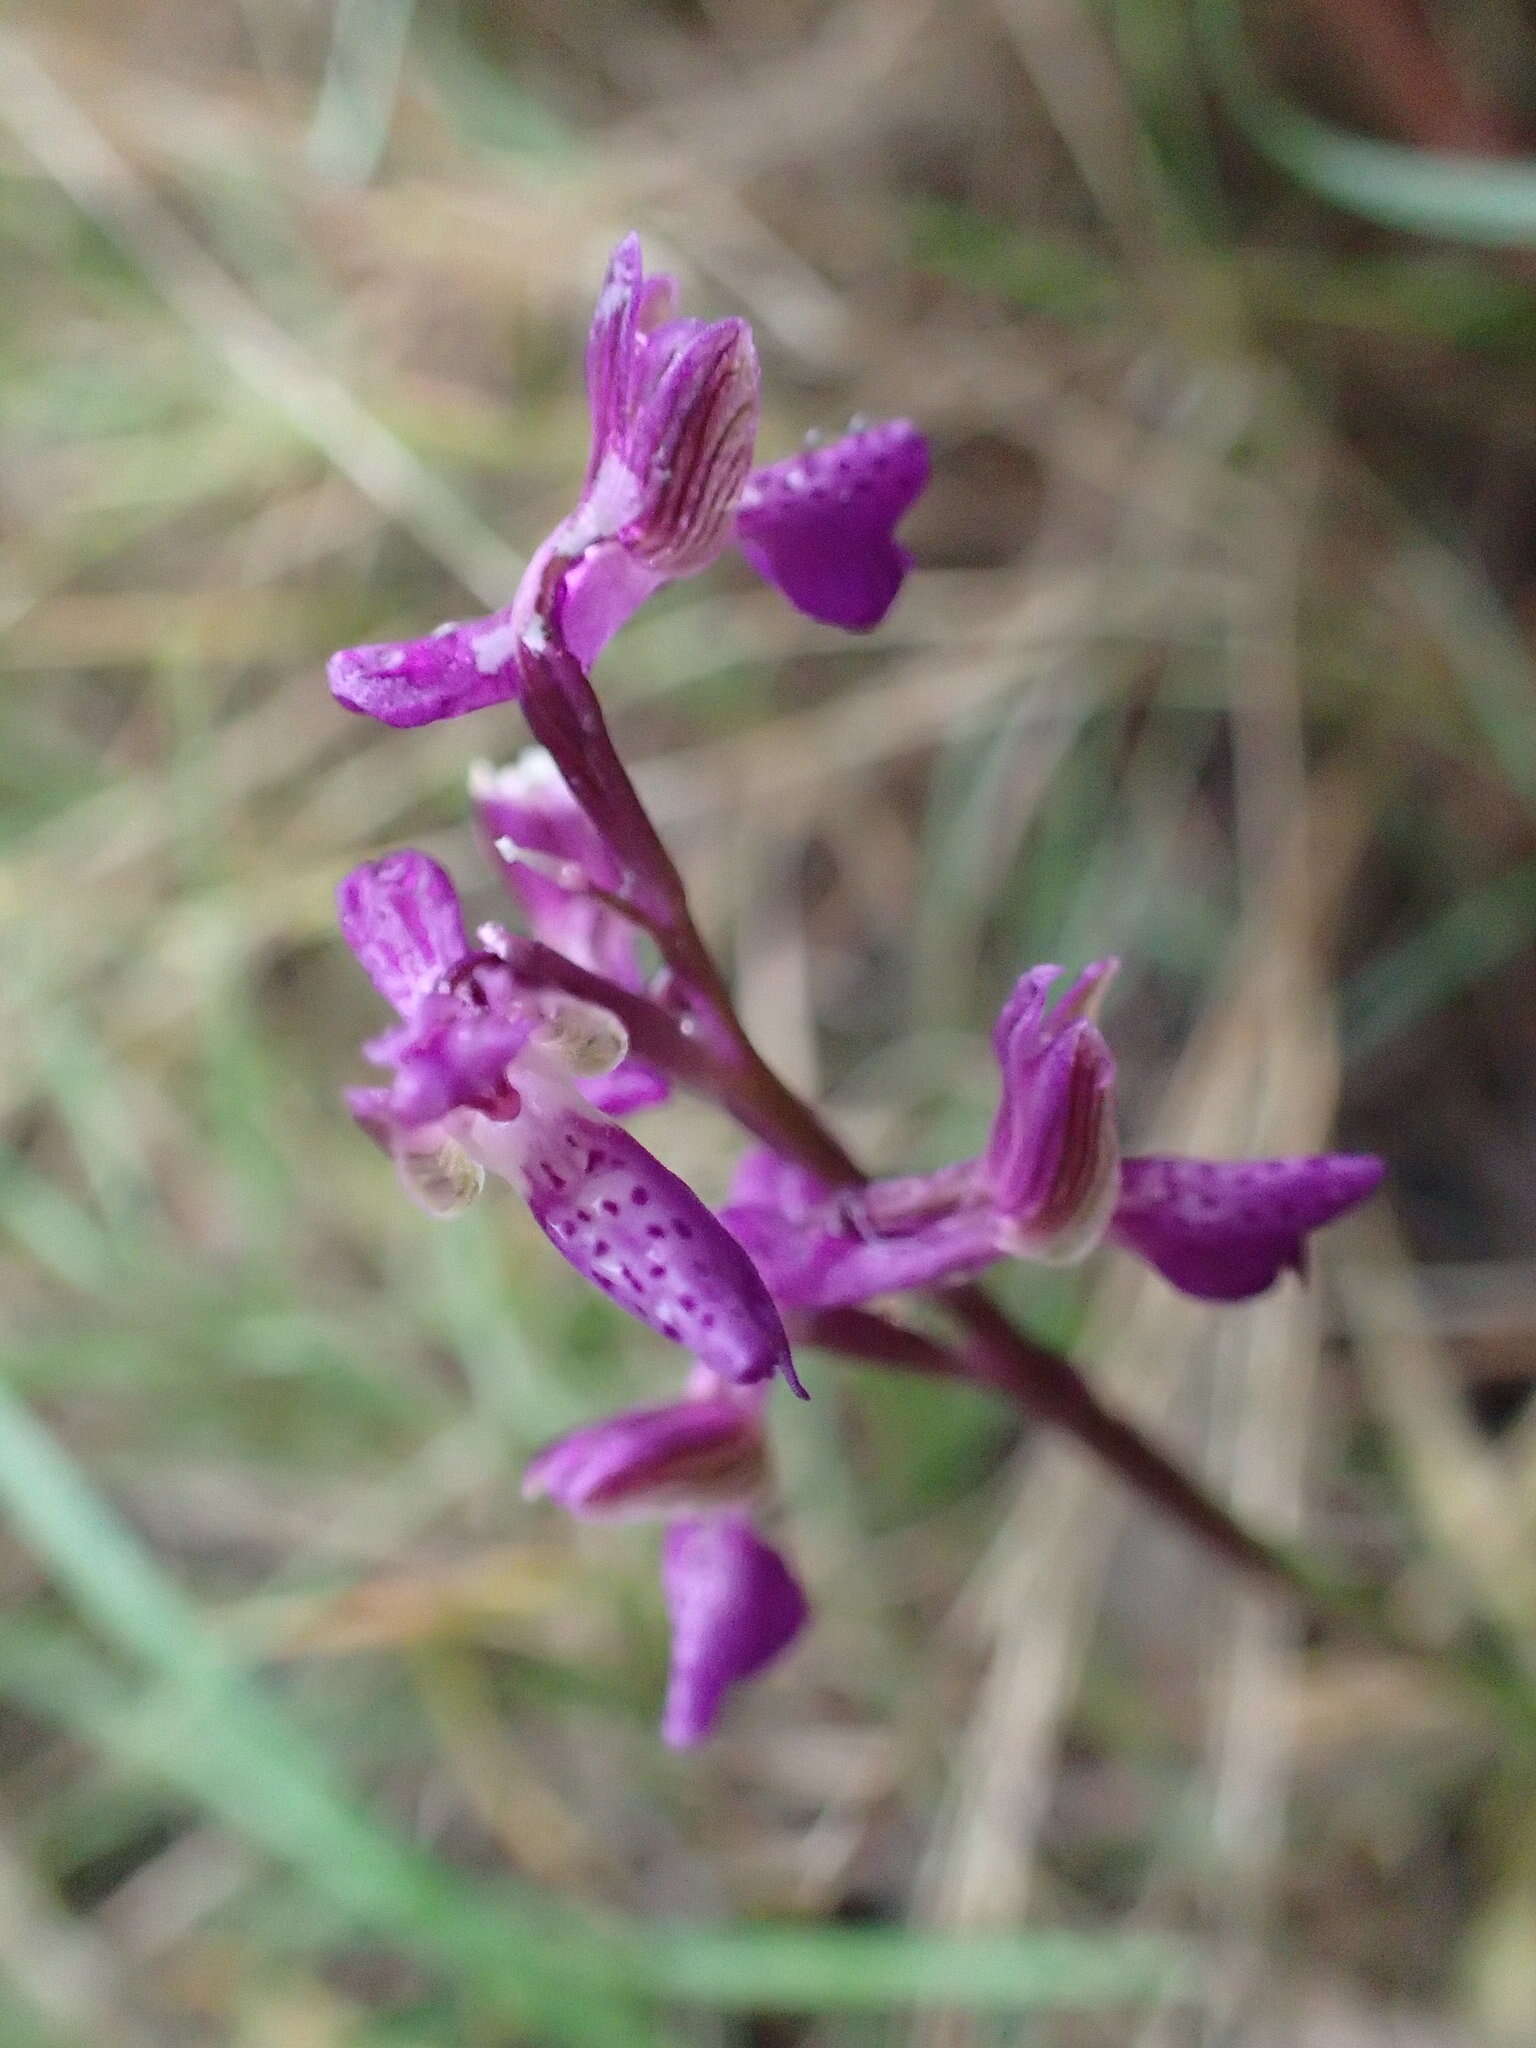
[{"xmin": 6, "ymin": 0, "xmax": 1536, "ymax": 2040}]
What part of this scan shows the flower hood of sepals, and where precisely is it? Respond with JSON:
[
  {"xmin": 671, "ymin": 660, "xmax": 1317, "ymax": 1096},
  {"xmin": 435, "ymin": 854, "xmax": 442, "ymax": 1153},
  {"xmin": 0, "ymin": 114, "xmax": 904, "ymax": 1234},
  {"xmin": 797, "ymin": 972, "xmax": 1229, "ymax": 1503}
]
[
  {"xmin": 719, "ymin": 963, "xmax": 1122, "ymax": 1310},
  {"xmin": 521, "ymin": 1373, "xmax": 769, "ymax": 1524},
  {"xmin": 521, "ymin": 1368, "xmax": 807, "ymax": 1743},
  {"xmin": 337, "ymin": 850, "xmax": 801, "ymax": 1391},
  {"xmin": 327, "ymin": 235, "xmax": 933, "ymax": 731},
  {"xmin": 984, "ymin": 960, "xmax": 1121, "ymax": 1264},
  {"xmin": 660, "ymin": 1512, "xmax": 809, "ymax": 1748}
]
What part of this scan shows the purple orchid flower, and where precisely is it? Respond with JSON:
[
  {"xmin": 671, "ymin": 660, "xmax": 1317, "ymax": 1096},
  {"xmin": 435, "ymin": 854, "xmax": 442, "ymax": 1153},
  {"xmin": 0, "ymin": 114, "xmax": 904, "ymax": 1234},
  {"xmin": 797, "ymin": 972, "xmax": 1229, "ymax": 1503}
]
[
  {"xmin": 721, "ymin": 960, "xmax": 1383, "ymax": 1310},
  {"xmin": 328, "ymin": 234, "xmax": 929, "ymax": 730},
  {"xmin": 521, "ymin": 1378, "xmax": 808, "ymax": 1744},
  {"xmin": 339, "ymin": 848, "xmax": 799, "ymax": 1390},
  {"xmin": 470, "ymin": 748, "xmax": 670, "ymax": 1115}
]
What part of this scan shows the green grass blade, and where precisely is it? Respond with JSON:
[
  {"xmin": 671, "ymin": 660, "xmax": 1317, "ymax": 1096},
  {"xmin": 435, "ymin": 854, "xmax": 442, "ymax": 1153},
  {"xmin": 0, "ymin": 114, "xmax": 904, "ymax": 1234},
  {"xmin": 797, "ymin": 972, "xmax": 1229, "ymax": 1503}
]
[
  {"xmin": 0, "ymin": 1381, "xmax": 655, "ymax": 2045},
  {"xmin": 642, "ymin": 1923, "xmax": 1191, "ymax": 2013},
  {"xmin": 1201, "ymin": 0, "xmax": 1536, "ymax": 246}
]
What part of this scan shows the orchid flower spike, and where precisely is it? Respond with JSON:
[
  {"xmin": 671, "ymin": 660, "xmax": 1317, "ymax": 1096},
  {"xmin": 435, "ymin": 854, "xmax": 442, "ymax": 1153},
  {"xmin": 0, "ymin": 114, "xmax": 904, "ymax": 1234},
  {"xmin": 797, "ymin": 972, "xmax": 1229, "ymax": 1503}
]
[
  {"xmin": 329, "ymin": 234, "xmax": 930, "ymax": 730},
  {"xmin": 722, "ymin": 961, "xmax": 1383, "ymax": 1310},
  {"xmin": 339, "ymin": 849, "xmax": 800, "ymax": 1391}
]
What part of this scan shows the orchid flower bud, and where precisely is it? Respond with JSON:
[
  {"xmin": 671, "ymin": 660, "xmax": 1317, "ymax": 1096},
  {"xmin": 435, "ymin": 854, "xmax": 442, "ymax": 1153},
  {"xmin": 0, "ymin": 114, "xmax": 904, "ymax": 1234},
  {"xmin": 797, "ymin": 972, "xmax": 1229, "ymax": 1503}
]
[{"xmin": 985, "ymin": 962, "xmax": 1121, "ymax": 1264}]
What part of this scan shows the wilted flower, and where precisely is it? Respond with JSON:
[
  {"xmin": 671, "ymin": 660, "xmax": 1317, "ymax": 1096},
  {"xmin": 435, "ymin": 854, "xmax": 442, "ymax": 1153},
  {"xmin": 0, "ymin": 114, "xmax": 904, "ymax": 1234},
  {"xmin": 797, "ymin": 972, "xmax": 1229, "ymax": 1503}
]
[
  {"xmin": 339, "ymin": 848, "xmax": 798, "ymax": 1389},
  {"xmin": 721, "ymin": 961, "xmax": 1383, "ymax": 1308},
  {"xmin": 328, "ymin": 234, "xmax": 929, "ymax": 730}
]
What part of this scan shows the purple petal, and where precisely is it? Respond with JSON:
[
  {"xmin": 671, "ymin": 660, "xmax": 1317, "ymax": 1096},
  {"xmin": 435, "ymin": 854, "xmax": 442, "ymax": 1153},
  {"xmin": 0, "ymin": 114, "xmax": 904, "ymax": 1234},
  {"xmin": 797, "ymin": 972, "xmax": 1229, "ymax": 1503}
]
[
  {"xmin": 337, "ymin": 852, "xmax": 469, "ymax": 1013},
  {"xmin": 344, "ymin": 1084, "xmax": 397, "ymax": 1152},
  {"xmin": 584, "ymin": 234, "xmax": 645, "ymax": 487},
  {"xmin": 470, "ymin": 748, "xmax": 622, "ymax": 894},
  {"xmin": 623, "ymin": 319, "xmax": 760, "ymax": 576},
  {"xmin": 498, "ymin": 1103, "xmax": 801, "ymax": 1391},
  {"xmin": 370, "ymin": 996, "xmax": 530, "ymax": 1128},
  {"xmin": 579, "ymin": 1059, "xmax": 672, "ymax": 1116},
  {"xmin": 660, "ymin": 1516, "xmax": 808, "ymax": 1746},
  {"xmin": 328, "ymin": 613, "xmax": 529, "ymax": 730},
  {"xmin": 985, "ymin": 962, "xmax": 1120, "ymax": 1262},
  {"xmin": 557, "ymin": 543, "xmax": 666, "ymax": 669},
  {"xmin": 635, "ymin": 269, "xmax": 681, "ymax": 335},
  {"xmin": 522, "ymin": 1397, "xmax": 765, "ymax": 1521},
  {"xmin": 1111, "ymin": 1154, "xmax": 1385, "ymax": 1301},
  {"xmin": 721, "ymin": 1195, "xmax": 999, "ymax": 1310},
  {"xmin": 735, "ymin": 419, "xmax": 930, "ymax": 631}
]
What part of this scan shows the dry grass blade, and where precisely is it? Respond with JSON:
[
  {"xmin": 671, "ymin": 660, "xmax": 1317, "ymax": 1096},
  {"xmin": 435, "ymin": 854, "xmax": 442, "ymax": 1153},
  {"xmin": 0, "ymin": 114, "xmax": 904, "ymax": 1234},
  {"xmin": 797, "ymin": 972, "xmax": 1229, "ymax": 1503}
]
[
  {"xmin": 0, "ymin": 29, "xmax": 520, "ymax": 605},
  {"xmin": 1338, "ymin": 1221, "xmax": 1536, "ymax": 1681}
]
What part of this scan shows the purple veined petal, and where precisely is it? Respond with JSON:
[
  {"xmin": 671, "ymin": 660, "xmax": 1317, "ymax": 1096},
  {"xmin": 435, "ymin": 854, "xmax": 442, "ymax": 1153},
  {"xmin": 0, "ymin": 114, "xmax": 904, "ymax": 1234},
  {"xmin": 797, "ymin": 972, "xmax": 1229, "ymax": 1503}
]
[
  {"xmin": 660, "ymin": 1515, "xmax": 809, "ymax": 1747},
  {"xmin": 522, "ymin": 1397, "xmax": 766, "ymax": 1522},
  {"xmin": 734, "ymin": 418, "xmax": 930, "ymax": 632},
  {"xmin": 1110, "ymin": 1153, "xmax": 1385, "ymax": 1302},
  {"xmin": 630, "ymin": 315, "xmax": 711, "ymax": 416},
  {"xmin": 984, "ymin": 961, "xmax": 1121, "ymax": 1263},
  {"xmin": 720, "ymin": 1195, "xmax": 1000, "ymax": 1311},
  {"xmin": 584, "ymin": 235, "xmax": 646, "ymax": 489},
  {"xmin": 472, "ymin": 1086, "xmax": 802, "ymax": 1392},
  {"xmin": 469, "ymin": 748, "xmax": 623, "ymax": 895},
  {"xmin": 337, "ymin": 852, "xmax": 469, "ymax": 1013},
  {"xmin": 623, "ymin": 318, "xmax": 761, "ymax": 576}
]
